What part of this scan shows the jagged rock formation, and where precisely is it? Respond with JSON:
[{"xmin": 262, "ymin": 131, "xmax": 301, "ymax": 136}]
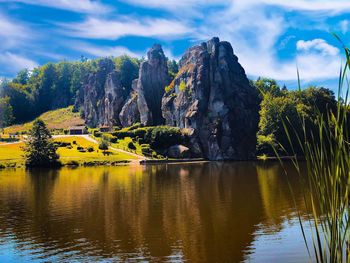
[
  {"xmin": 162, "ymin": 37, "xmax": 260, "ymax": 160},
  {"xmin": 136, "ymin": 44, "xmax": 170, "ymax": 126},
  {"xmin": 73, "ymin": 39, "xmax": 259, "ymax": 160},
  {"xmin": 75, "ymin": 58, "xmax": 129, "ymax": 127},
  {"xmin": 119, "ymin": 80, "xmax": 140, "ymax": 127}
]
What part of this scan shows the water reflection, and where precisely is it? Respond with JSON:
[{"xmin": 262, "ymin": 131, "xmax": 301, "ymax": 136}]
[{"xmin": 0, "ymin": 162, "xmax": 309, "ymax": 262}]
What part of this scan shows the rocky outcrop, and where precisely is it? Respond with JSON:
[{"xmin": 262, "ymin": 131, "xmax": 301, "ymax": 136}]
[
  {"xmin": 162, "ymin": 37, "xmax": 260, "ymax": 160},
  {"xmin": 167, "ymin": 145, "xmax": 190, "ymax": 159},
  {"xmin": 119, "ymin": 80, "xmax": 140, "ymax": 127},
  {"xmin": 136, "ymin": 44, "xmax": 170, "ymax": 126},
  {"xmin": 75, "ymin": 58, "xmax": 129, "ymax": 127}
]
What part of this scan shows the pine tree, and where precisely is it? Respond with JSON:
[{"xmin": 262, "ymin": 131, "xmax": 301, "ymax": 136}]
[{"xmin": 24, "ymin": 119, "xmax": 60, "ymax": 167}]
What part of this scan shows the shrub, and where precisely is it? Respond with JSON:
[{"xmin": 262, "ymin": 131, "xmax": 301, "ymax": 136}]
[
  {"xmin": 165, "ymin": 85, "xmax": 173, "ymax": 93},
  {"xmin": 94, "ymin": 131, "xmax": 102, "ymax": 137},
  {"xmin": 54, "ymin": 141, "xmax": 71, "ymax": 148},
  {"xmin": 179, "ymin": 80, "xmax": 186, "ymax": 92},
  {"xmin": 110, "ymin": 137, "xmax": 118, "ymax": 143},
  {"xmin": 99, "ymin": 136, "xmax": 110, "ymax": 150},
  {"xmin": 147, "ymin": 126, "xmax": 184, "ymax": 149},
  {"xmin": 66, "ymin": 160, "xmax": 79, "ymax": 166},
  {"xmin": 128, "ymin": 142, "xmax": 136, "ymax": 150}
]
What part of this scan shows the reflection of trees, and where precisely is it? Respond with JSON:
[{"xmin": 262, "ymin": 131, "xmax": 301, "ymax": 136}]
[
  {"xmin": 256, "ymin": 162, "xmax": 308, "ymax": 230},
  {"xmin": 0, "ymin": 163, "xmax": 307, "ymax": 262}
]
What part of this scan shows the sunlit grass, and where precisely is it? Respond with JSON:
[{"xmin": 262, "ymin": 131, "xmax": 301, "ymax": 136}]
[
  {"xmin": 0, "ymin": 136, "xmax": 137, "ymax": 168},
  {"xmin": 3, "ymin": 106, "xmax": 84, "ymax": 134}
]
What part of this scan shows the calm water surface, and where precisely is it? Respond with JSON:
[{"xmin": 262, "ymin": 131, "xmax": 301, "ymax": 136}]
[{"xmin": 0, "ymin": 162, "xmax": 312, "ymax": 262}]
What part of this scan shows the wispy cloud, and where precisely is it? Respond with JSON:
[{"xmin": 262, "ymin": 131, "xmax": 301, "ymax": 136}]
[
  {"xmin": 69, "ymin": 42, "xmax": 142, "ymax": 58},
  {"xmin": 122, "ymin": 0, "xmax": 350, "ymax": 13},
  {"xmin": 0, "ymin": 13, "xmax": 31, "ymax": 49},
  {"xmin": 120, "ymin": 0, "xmax": 227, "ymax": 11},
  {"xmin": 2, "ymin": 0, "xmax": 110, "ymax": 13},
  {"xmin": 339, "ymin": 20, "xmax": 349, "ymax": 34},
  {"xmin": 60, "ymin": 17, "xmax": 192, "ymax": 40},
  {"xmin": 185, "ymin": 1, "xmax": 342, "ymax": 82},
  {"xmin": 0, "ymin": 52, "xmax": 37, "ymax": 75}
]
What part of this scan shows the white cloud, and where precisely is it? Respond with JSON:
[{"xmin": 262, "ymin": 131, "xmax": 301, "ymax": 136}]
[
  {"xmin": 0, "ymin": 52, "xmax": 37, "ymax": 74},
  {"xmin": 2, "ymin": 0, "xmax": 110, "ymax": 13},
  {"xmin": 122, "ymin": 0, "xmax": 223, "ymax": 8},
  {"xmin": 340, "ymin": 20, "xmax": 349, "ymax": 34},
  {"xmin": 0, "ymin": 14, "xmax": 31, "ymax": 49},
  {"xmin": 70, "ymin": 42, "xmax": 142, "ymax": 58},
  {"xmin": 297, "ymin": 39, "xmax": 339, "ymax": 56},
  {"xmin": 122, "ymin": 0, "xmax": 350, "ymax": 13},
  {"xmin": 185, "ymin": 1, "xmax": 342, "ymax": 82},
  {"xmin": 257, "ymin": 0, "xmax": 350, "ymax": 13},
  {"xmin": 60, "ymin": 17, "xmax": 192, "ymax": 40}
]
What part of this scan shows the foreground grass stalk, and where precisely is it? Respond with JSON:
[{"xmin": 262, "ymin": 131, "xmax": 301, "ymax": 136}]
[{"xmin": 277, "ymin": 44, "xmax": 350, "ymax": 263}]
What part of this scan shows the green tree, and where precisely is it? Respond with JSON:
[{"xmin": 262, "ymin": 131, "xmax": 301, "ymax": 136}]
[
  {"xmin": 0, "ymin": 97, "xmax": 14, "ymax": 128},
  {"xmin": 99, "ymin": 135, "xmax": 110, "ymax": 150},
  {"xmin": 254, "ymin": 77, "xmax": 281, "ymax": 97},
  {"xmin": 35, "ymin": 63, "xmax": 57, "ymax": 114},
  {"xmin": 24, "ymin": 119, "xmax": 60, "ymax": 167},
  {"xmin": 167, "ymin": 59, "xmax": 179, "ymax": 79},
  {"xmin": 13, "ymin": 69, "xmax": 30, "ymax": 85},
  {"xmin": 115, "ymin": 55, "xmax": 140, "ymax": 95},
  {"xmin": 257, "ymin": 86, "xmax": 337, "ymax": 156},
  {"xmin": 2, "ymin": 82, "xmax": 34, "ymax": 123}
]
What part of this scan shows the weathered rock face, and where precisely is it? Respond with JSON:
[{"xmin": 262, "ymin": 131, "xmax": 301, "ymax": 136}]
[
  {"xmin": 76, "ymin": 58, "xmax": 128, "ymax": 127},
  {"xmin": 119, "ymin": 80, "xmax": 140, "ymax": 127},
  {"xmin": 162, "ymin": 37, "xmax": 260, "ymax": 160},
  {"xmin": 167, "ymin": 145, "xmax": 190, "ymax": 159},
  {"xmin": 136, "ymin": 44, "xmax": 170, "ymax": 126}
]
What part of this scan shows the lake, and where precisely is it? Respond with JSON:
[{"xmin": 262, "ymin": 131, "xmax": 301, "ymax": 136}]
[{"xmin": 0, "ymin": 162, "xmax": 312, "ymax": 263}]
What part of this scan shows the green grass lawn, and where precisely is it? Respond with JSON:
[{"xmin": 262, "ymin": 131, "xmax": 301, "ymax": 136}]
[
  {"xmin": 4, "ymin": 106, "xmax": 84, "ymax": 134},
  {"xmin": 111, "ymin": 137, "xmax": 144, "ymax": 156},
  {"xmin": 0, "ymin": 136, "xmax": 138, "ymax": 168}
]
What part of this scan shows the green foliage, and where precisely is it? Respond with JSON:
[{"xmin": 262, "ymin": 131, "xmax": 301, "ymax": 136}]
[
  {"xmin": 277, "ymin": 41, "xmax": 350, "ymax": 263},
  {"xmin": 93, "ymin": 130, "xmax": 102, "ymax": 137},
  {"xmin": 87, "ymin": 146, "xmax": 94, "ymax": 152},
  {"xmin": 1, "ymin": 55, "xmax": 140, "ymax": 124},
  {"xmin": 23, "ymin": 119, "xmax": 60, "ymax": 167},
  {"xmin": 114, "ymin": 55, "xmax": 140, "ymax": 94},
  {"xmin": 253, "ymin": 77, "xmax": 282, "ymax": 97},
  {"xmin": 257, "ymin": 85, "xmax": 337, "ymax": 155},
  {"xmin": 13, "ymin": 69, "xmax": 30, "ymax": 85},
  {"xmin": 165, "ymin": 85, "xmax": 174, "ymax": 93},
  {"xmin": 99, "ymin": 135, "xmax": 110, "ymax": 150},
  {"xmin": 128, "ymin": 141, "xmax": 136, "ymax": 150},
  {"xmin": 179, "ymin": 81, "xmax": 186, "ymax": 92},
  {"xmin": 167, "ymin": 59, "xmax": 179, "ymax": 79},
  {"xmin": 0, "ymin": 97, "xmax": 14, "ymax": 128}
]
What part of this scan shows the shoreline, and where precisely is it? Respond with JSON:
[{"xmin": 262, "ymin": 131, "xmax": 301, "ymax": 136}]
[{"xmin": 0, "ymin": 156, "xmax": 301, "ymax": 170}]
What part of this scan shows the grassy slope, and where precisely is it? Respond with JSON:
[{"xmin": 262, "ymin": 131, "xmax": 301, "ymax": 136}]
[
  {"xmin": 4, "ymin": 106, "xmax": 84, "ymax": 134},
  {"xmin": 0, "ymin": 136, "xmax": 137, "ymax": 168}
]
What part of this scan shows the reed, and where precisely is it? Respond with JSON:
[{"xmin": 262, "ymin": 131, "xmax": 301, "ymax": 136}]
[{"xmin": 277, "ymin": 41, "xmax": 350, "ymax": 263}]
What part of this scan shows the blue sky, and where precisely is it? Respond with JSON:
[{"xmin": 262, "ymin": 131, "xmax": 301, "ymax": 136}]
[{"xmin": 1, "ymin": 0, "xmax": 350, "ymax": 91}]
